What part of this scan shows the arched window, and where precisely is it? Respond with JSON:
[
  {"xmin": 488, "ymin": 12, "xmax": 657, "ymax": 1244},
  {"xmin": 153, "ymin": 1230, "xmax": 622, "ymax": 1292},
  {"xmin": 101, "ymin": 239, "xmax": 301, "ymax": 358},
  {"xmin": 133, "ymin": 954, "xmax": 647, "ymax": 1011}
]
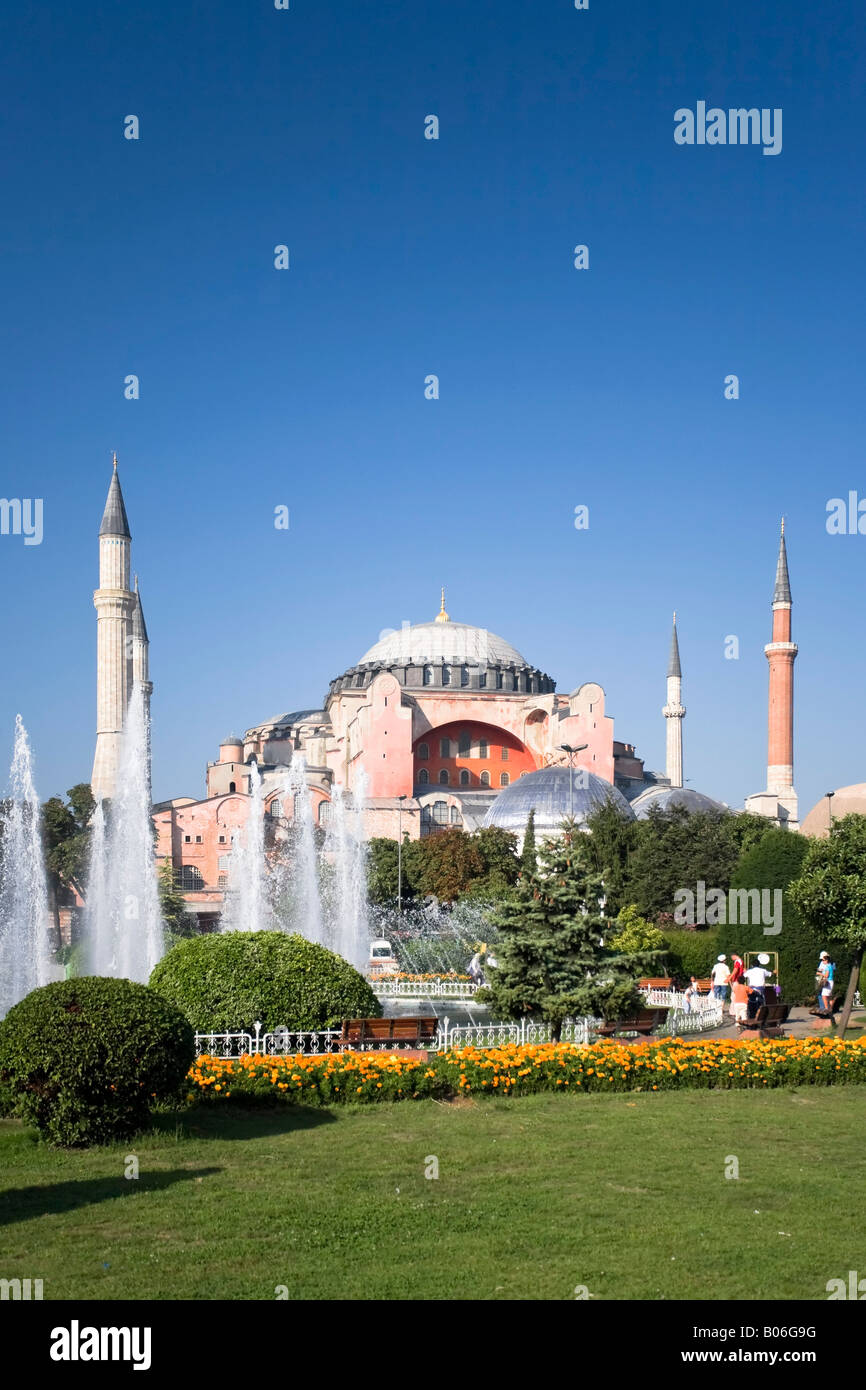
[
  {"xmin": 479, "ymin": 672, "xmax": 487, "ymax": 689},
  {"xmin": 460, "ymin": 768, "xmax": 470, "ymax": 786},
  {"xmin": 179, "ymin": 865, "xmax": 204, "ymax": 891},
  {"xmin": 461, "ymin": 665, "xmax": 470, "ymax": 686},
  {"xmin": 450, "ymin": 806, "xmax": 462, "ymax": 824},
  {"xmin": 433, "ymin": 801, "xmax": 448, "ymax": 825},
  {"xmin": 439, "ymin": 769, "xmax": 450, "ymax": 785},
  {"xmin": 500, "ymin": 772, "xmax": 510, "ymax": 787},
  {"xmin": 480, "ymin": 770, "xmax": 490, "ymax": 787},
  {"xmin": 478, "ymin": 740, "xmax": 488, "ymax": 759},
  {"xmin": 418, "ymin": 742, "xmax": 429, "ymax": 760},
  {"xmin": 439, "ymin": 737, "xmax": 450, "ymax": 758},
  {"xmin": 441, "ymin": 666, "xmax": 451, "ymax": 685},
  {"xmin": 318, "ymin": 800, "xmax": 331, "ymax": 825},
  {"xmin": 501, "ymin": 746, "xmax": 509, "ymax": 761},
  {"xmin": 293, "ymin": 792, "xmax": 303, "ymax": 819},
  {"xmin": 458, "ymin": 730, "xmax": 471, "ymax": 757},
  {"xmin": 418, "ymin": 768, "xmax": 429, "ymax": 785},
  {"xmin": 228, "ymin": 781, "xmax": 236, "ymax": 794},
  {"xmin": 423, "ymin": 666, "xmax": 433, "ymax": 686},
  {"xmin": 269, "ymin": 798, "xmax": 282, "ymax": 818}
]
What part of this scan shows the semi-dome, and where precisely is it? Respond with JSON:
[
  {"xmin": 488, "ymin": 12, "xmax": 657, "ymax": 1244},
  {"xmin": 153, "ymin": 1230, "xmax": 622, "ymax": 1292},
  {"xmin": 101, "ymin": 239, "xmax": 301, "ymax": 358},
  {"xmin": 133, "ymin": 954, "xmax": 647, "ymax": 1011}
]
[
  {"xmin": 802, "ymin": 782, "xmax": 866, "ymax": 837},
  {"xmin": 482, "ymin": 766, "xmax": 635, "ymax": 839},
  {"xmin": 630, "ymin": 785, "xmax": 727, "ymax": 819}
]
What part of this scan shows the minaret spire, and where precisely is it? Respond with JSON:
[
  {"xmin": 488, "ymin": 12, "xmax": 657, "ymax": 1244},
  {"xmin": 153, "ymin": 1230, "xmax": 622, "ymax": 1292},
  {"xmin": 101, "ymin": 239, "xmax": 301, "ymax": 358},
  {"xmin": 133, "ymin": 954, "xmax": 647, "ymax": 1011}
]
[
  {"xmin": 91, "ymin": 456, "xmax": 142, "ymax": 801},
  {"xmin": 662, "ymin": 611, "xmax": 685, "ymax": 787},
  {"xmin": 745, "ymin": 520, "xmax": 799, "ymax": 828},
  {"xmin": 434, "ymin": 587, "xmax": 450, "ymax": 623}
]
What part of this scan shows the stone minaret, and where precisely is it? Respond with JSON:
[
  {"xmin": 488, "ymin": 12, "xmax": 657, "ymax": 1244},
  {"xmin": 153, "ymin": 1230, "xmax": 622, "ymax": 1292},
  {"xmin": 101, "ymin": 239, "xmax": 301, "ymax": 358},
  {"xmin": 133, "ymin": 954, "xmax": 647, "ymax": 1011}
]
[
  {"xmin": 662, "ymin": 612, "xmax": 685, "ymax": 787},
  {"xmin": 132, "ymin": 575, "xmax": 153, "ymax": 799},
  {"xmin": 745, "ymin": 520, "xmax": 799, "ymax": 827},
  {"xmin": 91, "ymin": 456, "xmax": 136, "ymax": 801}
]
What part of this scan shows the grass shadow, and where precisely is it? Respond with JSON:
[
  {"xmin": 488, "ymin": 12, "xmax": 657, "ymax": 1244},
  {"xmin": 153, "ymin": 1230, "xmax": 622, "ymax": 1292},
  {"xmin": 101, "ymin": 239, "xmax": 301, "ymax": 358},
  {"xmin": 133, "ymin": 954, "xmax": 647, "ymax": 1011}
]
[
  {"xmin": 149, "ymin": 1104, "xmax": 338, "ymax": 1142},
  {"xmin": 0, "ymin": 1166, "xmax": 222, "ymax": 1228}
]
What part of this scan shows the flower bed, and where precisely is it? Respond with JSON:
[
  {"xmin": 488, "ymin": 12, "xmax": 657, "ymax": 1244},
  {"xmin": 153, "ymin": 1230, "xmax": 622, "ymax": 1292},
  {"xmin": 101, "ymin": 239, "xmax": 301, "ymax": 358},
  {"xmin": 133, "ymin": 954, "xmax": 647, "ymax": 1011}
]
[{"xmin": 188, "ymin": 1035, "xmax": 866, "ymax": 1107}]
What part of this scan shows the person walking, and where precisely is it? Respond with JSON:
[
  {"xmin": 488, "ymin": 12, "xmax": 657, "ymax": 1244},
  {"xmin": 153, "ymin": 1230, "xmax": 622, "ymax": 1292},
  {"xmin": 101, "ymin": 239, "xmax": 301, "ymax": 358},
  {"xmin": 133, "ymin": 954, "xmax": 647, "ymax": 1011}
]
[{"xmin": 816, "ymin": 951, "xmax": 835, "ymax": 1016}]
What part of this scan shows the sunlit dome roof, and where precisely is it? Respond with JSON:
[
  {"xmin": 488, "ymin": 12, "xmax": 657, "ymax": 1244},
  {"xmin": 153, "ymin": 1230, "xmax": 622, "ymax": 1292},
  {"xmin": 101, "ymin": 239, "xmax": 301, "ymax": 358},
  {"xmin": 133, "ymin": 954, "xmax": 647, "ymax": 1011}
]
[
  {"xmin": 257, "ymin": 709, "xmax": 327, "ymax": 730},
  {"xmin": 630, "ymin": 786, "xmax": 727, "ymax": 819},
  {"xmin": 802, "ymin": 782, "xmax": 866, "ymax": 837},
  {"xmin": 357, "ymin": 621, "xmax": 528, "ymax": 670},
  {"xmin": 482, "ymin": 766, "xmax": 635, "ymax": 837}
]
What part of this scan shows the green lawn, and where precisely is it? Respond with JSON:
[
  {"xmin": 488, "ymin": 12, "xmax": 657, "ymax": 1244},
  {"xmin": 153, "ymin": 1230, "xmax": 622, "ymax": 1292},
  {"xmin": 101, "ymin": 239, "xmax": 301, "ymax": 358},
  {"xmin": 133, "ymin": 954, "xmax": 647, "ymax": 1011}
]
[{"xmin": 1, "ymin": 1088, "xmax": 863, "ymax": 1300}]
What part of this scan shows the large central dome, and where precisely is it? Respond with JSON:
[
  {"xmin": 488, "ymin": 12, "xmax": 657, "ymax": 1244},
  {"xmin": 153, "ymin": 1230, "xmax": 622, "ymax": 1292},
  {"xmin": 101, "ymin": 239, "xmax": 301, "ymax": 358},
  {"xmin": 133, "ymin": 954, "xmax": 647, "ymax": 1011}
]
[{"xmin": 357, "ymin": 621, "xmax": 528, "ymax": 670}]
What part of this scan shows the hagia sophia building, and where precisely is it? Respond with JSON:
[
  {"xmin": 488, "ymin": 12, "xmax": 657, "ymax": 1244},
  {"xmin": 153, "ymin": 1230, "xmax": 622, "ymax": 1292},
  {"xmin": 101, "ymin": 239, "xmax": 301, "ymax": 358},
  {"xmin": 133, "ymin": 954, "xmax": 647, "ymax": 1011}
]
[{"xmin": 89, "ymin": 460, "xmax": 849, "ymax": 928}]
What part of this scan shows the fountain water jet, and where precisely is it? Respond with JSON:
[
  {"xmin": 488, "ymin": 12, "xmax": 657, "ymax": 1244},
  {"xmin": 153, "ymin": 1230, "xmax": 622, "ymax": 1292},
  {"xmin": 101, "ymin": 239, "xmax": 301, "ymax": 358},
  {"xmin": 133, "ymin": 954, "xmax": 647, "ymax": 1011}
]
[
  {"xmin": 222, "ymin": 761, "xmax": 270, "ymax": 932},
  {"xmin": 86, "ymin": 684, "xmax": 165, "ymax": 981},
  {"xmin": 284, "ymin": 754, "xmax": 324, "ymax": 943},
  {"xmin": 0, "ymin": 716, "xmax": 52, "ymax": 1017},
  {"xmin": 325, "ymin": 768, "xmax": 370, "ymax": 970}
]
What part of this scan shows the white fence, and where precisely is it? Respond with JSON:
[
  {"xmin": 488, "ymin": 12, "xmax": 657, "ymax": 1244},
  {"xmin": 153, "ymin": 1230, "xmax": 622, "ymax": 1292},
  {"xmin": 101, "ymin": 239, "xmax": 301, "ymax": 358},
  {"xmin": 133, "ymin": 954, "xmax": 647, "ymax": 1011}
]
[
  {"xmin": 193, "ymin": 1027, "xmax": 340, "ymax": 1058},
  {"xmin": 372, "ymin": 978, "xmax": 479, "ymax": 999},
  {"xmin": 434, "ymin": 1016, "xmax": 594, "ymax": 1051}
]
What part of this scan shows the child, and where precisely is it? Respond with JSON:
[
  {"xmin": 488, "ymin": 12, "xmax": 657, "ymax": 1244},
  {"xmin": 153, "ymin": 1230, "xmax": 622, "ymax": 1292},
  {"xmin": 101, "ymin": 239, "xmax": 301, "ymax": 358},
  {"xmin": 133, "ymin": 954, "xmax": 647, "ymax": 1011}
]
[{"xmin": 730, "ymin": 977, "xmax": 750, "ymax": 1024}]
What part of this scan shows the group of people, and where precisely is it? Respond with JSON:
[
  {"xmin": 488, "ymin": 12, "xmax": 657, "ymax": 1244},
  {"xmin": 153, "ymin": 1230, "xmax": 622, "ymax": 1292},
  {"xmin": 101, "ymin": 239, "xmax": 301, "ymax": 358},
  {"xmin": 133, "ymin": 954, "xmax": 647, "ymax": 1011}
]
[
  {"xmin": 682, "ymin": 952, "xmax": 776, "ymax": 1021},
  {"xmin": 685, "ymin": 950, "xmax": 837, "ymax": 1020}
]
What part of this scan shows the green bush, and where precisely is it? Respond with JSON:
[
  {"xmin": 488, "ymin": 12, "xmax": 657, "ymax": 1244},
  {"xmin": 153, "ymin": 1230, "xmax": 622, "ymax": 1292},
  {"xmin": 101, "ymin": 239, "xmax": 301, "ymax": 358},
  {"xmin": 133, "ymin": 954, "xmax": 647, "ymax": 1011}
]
[
  {"xmin": 149, "ymin": 931, "xmax": 381, "ymax": 1033},
  {"xmin": 718, "ymin": 828, "xmax": 849, "ymax": 1005},
  {"xmin": 659, "ymin": 927, "xmax": 720, "ymax": 982},
  {"xmin": 0, "ymin": 977, "xmax": 194, "ymax": 1147}
]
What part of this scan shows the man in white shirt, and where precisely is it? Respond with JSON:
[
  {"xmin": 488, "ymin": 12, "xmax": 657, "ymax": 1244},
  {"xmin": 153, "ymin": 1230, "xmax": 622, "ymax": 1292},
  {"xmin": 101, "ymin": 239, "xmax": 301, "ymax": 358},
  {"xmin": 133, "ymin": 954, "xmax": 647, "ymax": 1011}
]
[
  {"xmin": 711, "ymin": 955, "xmax": 730, "ymax": 1005},
  {"xmin": 744, "ymin": 954, "xmax": 774, "ymax": 1013}
]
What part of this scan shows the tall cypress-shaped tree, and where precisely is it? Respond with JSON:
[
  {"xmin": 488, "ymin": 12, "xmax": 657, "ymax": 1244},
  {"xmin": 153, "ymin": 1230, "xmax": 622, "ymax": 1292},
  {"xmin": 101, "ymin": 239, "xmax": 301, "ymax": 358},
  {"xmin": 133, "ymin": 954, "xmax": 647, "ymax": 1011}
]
[
  {"xmin": 481, "ymin": 824, "xmax": 662, "ymax": 1040},
  {"xmin": 520, "ymin": 808, "xmax": 537, "ymax": 874}
]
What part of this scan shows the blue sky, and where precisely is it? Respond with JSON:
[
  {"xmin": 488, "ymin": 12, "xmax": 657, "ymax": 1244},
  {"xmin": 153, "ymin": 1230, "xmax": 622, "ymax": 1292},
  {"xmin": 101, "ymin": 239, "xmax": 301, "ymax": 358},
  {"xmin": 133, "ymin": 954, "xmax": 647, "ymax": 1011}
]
[{"xmin": 1, "ymin": 0, "xmax": 864, "ymax": 817}]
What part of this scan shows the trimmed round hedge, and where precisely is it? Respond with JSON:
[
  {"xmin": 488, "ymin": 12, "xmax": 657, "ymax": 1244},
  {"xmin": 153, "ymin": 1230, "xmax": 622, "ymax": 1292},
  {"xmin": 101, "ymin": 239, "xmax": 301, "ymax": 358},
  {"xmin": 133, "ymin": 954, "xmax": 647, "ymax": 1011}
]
[
  {"xmin": 0, "ymin": 977, "xmax": 194, "ymax": 1147},
  {"xmin": 148, "ymin": 931, "xmax": 381, "ymax": 1033}
]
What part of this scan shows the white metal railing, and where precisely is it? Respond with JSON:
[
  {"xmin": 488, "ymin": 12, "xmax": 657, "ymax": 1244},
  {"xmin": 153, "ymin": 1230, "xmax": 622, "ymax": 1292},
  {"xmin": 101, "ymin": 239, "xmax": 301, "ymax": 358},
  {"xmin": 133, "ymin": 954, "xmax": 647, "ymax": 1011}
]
[
  {"xmin": 434, "ymin": 1016, "xmax": 594, "ymax": 1051},
  {"xmin": 372, "ymin": 979, "xmax": 479, "ymax": 998},
  {"xmin": 642, "ymin": 986, "xmax": 718, "ymax": 1012},
  {"xmin": 657, "ymin": 1001, "xmax": 725, "ymax": 1035},
  {"xmin": 194, "ymin": 1027, "xmax": 340, "ymax": 1058}
]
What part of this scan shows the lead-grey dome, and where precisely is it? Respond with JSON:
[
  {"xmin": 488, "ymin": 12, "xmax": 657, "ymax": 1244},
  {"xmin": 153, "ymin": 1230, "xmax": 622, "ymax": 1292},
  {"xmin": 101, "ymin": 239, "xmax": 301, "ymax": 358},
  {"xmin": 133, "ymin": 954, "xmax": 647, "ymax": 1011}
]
[
  {"xmin": 630, "ymin": 785, "xmax": 727, "ymax": 819},
  {"xmin": 482, "ymin": 766, "xmax": 635, "ymax": 838}
]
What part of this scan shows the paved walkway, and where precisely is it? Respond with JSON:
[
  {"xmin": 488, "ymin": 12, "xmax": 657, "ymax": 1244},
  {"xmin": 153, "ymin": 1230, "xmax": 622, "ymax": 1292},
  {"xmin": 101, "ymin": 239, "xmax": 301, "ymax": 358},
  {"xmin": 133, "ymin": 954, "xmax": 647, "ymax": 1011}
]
[{"xmin": 689, "ymin": 1004, "xmax": 865, "ymax": 1042}]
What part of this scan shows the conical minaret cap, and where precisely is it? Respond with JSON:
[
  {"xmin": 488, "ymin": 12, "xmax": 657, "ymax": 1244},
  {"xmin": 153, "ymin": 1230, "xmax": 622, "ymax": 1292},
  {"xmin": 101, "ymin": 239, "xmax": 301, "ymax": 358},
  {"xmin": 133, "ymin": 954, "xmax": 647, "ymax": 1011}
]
[
  {"xmin": 99, "ymin": 455, "xmax": 131, "ymax": 539},
  {"xmin": 132, "ymin": 575, "xmax": 149, "ymax": 642},
  {"xmin": 667, "ymin": 612, "xmax": 682, "ymax": 679},
  {"xmin": 773, "ymin": 519, "xmax": 792, "ymax": 603}
]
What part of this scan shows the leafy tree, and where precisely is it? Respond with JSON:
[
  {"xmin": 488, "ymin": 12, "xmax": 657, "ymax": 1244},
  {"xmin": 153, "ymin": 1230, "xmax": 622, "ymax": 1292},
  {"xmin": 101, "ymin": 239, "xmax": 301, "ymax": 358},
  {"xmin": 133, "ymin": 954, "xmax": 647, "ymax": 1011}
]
[
  {"xmin": 609, "ymin": 903, "xmax": 667, "ymax": 954},
  {"xmin": 624, "ymin": 806, "xmax": 755, "ymax": 921},
  {"xmin": 412, "ymin": 826, "xmax": 485, "ymax": 903},
  {"xmin": 479, "ymin": 825, "xmax": 663, "ymax": 1040},
  {"xmin": 584, "ymin": 798, "xmax": 639, "ymax": 918},
  {"xmin": 41, "ymin": 783, "xmax": 95, "ymax": 950},
  {"xmin": 788, "ymin": 814, "xmax": 866, "ymax": 1036},
  {"xmin": 520, "ymin": 808, "xmax": 537, "ymax": 874},
  {"xmin": 716, "ymin": 827, "xmax": 825, "ymax": 1005},
  {"xmin": 467, "ymin": 826, "xmax": 520, "ymax": 899}
]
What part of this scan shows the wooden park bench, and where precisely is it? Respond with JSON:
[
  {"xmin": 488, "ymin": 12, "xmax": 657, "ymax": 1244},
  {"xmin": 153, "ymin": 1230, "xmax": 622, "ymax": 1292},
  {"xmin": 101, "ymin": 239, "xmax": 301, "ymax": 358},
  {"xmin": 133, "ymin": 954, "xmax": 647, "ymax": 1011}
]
[
  {"xmin": 737, "ymin": 1001, "xmax": 790, "ymax": 1038},
  {"xmin": 339, "ymin": 1016, "xmax": 438, "ymax": 1051},
  {"xmin": 594, "ymin": 1008, "xmax": 669, "ymax": 1040},
  {"xmin": 695, "ymin": 978, "xmax": 713, "ymax": 995},
  {"xmin": 639, "ymin": 977, "xmax": 673, "ymax": 990}
]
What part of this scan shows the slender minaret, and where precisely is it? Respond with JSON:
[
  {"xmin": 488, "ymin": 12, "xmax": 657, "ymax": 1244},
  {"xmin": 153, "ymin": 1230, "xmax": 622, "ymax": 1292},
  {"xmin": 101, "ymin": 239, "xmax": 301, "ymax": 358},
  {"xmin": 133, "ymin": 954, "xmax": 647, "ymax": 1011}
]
[
  {"xmin": 765, "ymin": 519, "xmax": 798, "ymax": 818},
  {"xmin": 662, "ymin": 612, "xmax": 685, "ymax": 787},
  {"xmin": 132, "ymin": 575, "xmax": 153, "ymax": 799},
  {"xmin": 745, "ymin": 520, "xmax": 798, "ymax": 827},
  {"xmin": 91, "ymin": 455, "xmax": 136, "ymax": 801}
]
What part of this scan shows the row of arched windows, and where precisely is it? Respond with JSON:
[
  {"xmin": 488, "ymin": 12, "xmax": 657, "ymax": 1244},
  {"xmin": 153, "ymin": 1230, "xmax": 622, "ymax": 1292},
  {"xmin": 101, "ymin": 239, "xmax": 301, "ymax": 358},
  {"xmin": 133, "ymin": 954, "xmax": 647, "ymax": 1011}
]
[
  {"xmin": 417, "ymin": 737, "xmax": 509, "ymax": 760},
  {"xmin": 418, "ymin": 769, "xmax": 510, "ymax": 787},
  {"xmin": 266, "ymin": 796, "xmax": 331, "ymax": 825}
]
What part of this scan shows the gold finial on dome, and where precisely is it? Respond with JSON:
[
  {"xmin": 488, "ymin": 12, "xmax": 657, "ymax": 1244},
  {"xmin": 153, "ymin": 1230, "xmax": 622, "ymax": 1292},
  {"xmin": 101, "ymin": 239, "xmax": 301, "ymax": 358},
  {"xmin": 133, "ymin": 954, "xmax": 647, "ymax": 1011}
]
[{"xmin": 434, "ymin": 587, "xmax": 450, "ymax": 623}]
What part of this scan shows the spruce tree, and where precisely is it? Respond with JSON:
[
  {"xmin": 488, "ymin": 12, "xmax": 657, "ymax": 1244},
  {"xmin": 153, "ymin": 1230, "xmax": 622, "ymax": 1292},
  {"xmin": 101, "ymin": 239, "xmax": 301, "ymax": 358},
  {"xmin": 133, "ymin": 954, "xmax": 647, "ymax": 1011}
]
[{"xmin": 481, "ymin": 824, "xmax": 662, "ymax": 1041}]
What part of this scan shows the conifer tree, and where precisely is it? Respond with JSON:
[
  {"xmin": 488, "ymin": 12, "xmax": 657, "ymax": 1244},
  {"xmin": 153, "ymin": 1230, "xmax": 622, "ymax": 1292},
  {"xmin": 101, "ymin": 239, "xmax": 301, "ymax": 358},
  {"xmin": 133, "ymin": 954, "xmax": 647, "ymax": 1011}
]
[
  {"xmin": 520, "ymin": 808, "xmax": 537, "ymax": 874},
  {"xmin": 480, "ymin": 824, "xmax": 662, "ymax": 1040}
]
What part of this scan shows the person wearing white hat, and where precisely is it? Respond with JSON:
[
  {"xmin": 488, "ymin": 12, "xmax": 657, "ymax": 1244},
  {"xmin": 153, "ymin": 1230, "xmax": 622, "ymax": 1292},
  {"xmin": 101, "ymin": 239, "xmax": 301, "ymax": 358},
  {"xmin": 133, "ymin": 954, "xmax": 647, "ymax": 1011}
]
[
  {"xmin": 744, "ymin": 953, "xmax": 774, "ymax": 1013},
  {"xmin": 710, "ymin": 954, "xmax": 730, "ymax": 1006},
  {"xmin": 816, "ymin": 951, "xmax": 835, "ymax": 1016}
]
